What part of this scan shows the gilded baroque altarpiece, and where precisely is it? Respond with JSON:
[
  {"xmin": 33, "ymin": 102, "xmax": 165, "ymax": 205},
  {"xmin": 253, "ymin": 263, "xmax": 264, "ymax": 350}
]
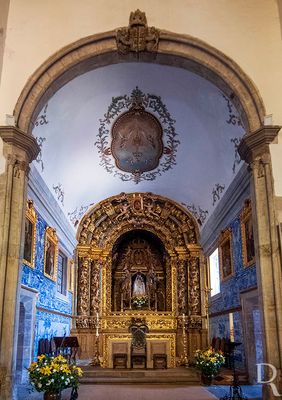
[{"xmin": 71, "ymin": 192, "xmax": 208, "ymax": 367}]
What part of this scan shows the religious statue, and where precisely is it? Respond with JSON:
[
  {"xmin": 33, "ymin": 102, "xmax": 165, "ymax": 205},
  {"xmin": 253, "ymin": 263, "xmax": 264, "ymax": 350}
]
[
  {"xmin": 132, "ymin": 272, "xmax": 146, "ymax": 297},
  {"xmin": 121, "ymin": 266, "xmax": 131, "ymax": 303}
]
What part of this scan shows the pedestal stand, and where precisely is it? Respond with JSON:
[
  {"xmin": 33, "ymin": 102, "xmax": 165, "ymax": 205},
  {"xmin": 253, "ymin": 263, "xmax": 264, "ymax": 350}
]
[{"xmin": 220, "ymin": 342, "xmax": 248, "ymax": 400}]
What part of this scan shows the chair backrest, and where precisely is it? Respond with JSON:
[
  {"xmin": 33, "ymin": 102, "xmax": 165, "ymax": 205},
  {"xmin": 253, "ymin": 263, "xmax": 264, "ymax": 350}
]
[{"xmin": 129, "ymin": 322, "xmax": 149, "ymax": 355}]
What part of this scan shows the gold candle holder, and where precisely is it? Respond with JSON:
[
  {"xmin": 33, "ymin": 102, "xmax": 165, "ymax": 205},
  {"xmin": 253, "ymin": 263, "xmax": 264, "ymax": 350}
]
[
  {"xmin": 180, "ymin": 314, "xmax": 189, "ymax": 368},
  {"xmin": 90, "ymin": 312, "xmax": 101, "ymax": 366}
]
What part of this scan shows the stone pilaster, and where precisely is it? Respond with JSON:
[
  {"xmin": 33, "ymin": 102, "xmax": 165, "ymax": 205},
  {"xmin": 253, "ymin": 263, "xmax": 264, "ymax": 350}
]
[
  {"xmin": 0, "ymin": 127, "xmax": 39, "ymax": 400},
  {"xmin": 239, "ymin": 126, "xmax": 282, "ymax": 399}
]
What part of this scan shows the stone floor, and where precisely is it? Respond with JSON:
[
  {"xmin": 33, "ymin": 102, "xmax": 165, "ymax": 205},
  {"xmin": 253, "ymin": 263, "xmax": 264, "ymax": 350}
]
[{"xmin": 16, "ymin": 383, "xmax": 262, "ymax": 400}]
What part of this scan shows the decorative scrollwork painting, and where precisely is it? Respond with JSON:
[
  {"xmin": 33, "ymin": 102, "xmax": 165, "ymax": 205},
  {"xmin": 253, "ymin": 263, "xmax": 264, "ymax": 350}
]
[
  {"xmin": 44, "ymin": 227, "xmax": 58, "ymax": 281},
  {"xmin": 95, "ymin": 87, "xmax": 179, "ymax": 183},
  {"xmin": 219, "ymin": 228, "xmax": 234, "ymax": 281},
  {"xmin": 23, "ymin": 200, "xmax": 37, "ymax": 268},
  {"xmin": 240, "ymin": 200, "xmax": 255, "ymax": 268}
]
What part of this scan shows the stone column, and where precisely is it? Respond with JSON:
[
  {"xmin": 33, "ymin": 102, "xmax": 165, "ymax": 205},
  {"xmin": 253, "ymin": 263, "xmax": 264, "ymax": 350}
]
[
  {"xmin": 0, "ymin": 127, "xmax": 39, "ymax": 400},
  {"xmin": 77, "ymin": 257, "xmax": 91, "ymax": 316},
  {"xmin": 239, "ymin": 126, "xmax": 282, "ymax": 399}
]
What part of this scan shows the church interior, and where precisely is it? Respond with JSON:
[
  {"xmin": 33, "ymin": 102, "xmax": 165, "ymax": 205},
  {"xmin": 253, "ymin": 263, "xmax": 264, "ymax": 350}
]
[{"xmin": 0, "ymin": 2, "xmax": 282, "ymax": 400}]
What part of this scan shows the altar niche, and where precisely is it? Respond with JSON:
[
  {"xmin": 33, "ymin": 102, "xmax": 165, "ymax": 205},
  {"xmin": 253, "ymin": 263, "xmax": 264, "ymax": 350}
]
[{"xmin": 111, "ymin": 230, "xmax": 166, "ymax": 312}]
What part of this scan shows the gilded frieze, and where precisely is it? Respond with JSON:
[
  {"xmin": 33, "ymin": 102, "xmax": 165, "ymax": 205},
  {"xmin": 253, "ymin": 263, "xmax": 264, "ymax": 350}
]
[{"xmin": 102, "ymin": 316, "xmax": 176, "ymax": 331}]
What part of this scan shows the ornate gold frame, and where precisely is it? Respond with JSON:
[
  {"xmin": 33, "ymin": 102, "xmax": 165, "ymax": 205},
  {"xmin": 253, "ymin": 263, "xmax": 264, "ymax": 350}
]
[
  {"xmin": 219, "ymin": 228, "xmax": 234, "ymax": 282},
  {"xmin": 23, "ymin": 200, "xmax": 37, "ymax": 268},
  {"xmin": 44, "ymin": 227, "xmax": 58, "ymax": 281},
  {"xmin": 240, "ymin": 200, "xmax": 255, "ymax": 268},
  {"xmin": 68, "ymin": 259, "xmax": 74, "ymax": 292}
]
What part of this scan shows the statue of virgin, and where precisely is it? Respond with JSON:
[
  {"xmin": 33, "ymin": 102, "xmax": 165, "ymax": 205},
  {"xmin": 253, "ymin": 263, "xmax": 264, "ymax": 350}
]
[{"xmin": 132, "ymin": 272, "xmax": 146, "ymax": 297}]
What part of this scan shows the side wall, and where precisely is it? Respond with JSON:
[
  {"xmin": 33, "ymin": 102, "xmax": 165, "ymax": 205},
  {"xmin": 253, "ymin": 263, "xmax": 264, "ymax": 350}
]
[
  {"xmin": 202, "ymin": 165, "xmax": 261, "ymax": 372},
  {"xmin": 17, "ymin": 164, "xmax": 76, "ymax": 379}
]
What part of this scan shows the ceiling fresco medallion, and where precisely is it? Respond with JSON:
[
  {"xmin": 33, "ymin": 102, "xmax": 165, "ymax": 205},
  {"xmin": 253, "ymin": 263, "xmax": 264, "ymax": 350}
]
[{"xmin": 96, "ymin": 87, "xmax": 179, "ymax": 183}]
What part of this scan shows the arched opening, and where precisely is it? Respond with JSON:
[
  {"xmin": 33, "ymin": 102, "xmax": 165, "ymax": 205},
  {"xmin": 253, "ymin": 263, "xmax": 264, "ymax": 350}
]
[
  {"xmin": 5, "ymin": 10, "xmax": 278, "ymax": 396},
  {"xmin": 111, "ymin": 230, "xmax": 167, "ymax": 312}
]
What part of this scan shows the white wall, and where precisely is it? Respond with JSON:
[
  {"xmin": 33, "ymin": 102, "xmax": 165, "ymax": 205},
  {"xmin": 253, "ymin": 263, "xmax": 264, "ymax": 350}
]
[{"xmin": 0, "ymin": 0, "xmax": 282, "ymax": 192}]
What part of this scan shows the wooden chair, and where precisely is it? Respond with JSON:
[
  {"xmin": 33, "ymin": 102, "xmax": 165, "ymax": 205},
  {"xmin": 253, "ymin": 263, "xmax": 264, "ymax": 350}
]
[
  {"xmin": 153, "ymin": 353, "xmax": 167, "ymax": 369},
  {"xmin": 113, "ymin": 353, "xmax": 128, "ymax": 368}
]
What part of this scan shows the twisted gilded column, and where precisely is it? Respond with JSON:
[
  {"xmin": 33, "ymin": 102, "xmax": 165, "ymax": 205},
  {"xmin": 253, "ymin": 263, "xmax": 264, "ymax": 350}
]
[
  {"xmin": 177, "ymin": 258, "xmax": 188, "ymax": 315},
  {"xmin": 90, "ymin": 260, "xmax": 101, "ymax": 315},
  {"xmin": 239, "ymin": 126, "xmax": 282, "ymax": 399},
  {"xmin": 188, "ymin": 255, "xmax": 201, "ymax": 316},
  {"xmin": 0, "ymin": 127, "xmax": 39, "ymax": 400},
  {"xmin": 77, "ymin": 257, "xmax": 91, "ymax": 316}
]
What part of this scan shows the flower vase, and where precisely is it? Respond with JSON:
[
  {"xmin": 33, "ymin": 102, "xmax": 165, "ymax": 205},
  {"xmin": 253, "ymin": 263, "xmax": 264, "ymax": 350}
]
[
  {"xmin": 201, "ymin": 373, "xmax": 213, "ymax": 386},
  {"xmin": 43, "ymin": 392, "xmax": 61, "ymax": 400}
]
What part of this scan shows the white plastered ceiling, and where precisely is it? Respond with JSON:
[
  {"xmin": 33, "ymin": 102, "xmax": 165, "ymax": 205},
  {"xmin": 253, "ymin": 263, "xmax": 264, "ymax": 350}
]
[{"xmin": 32, "ymin": 62, "xmax": 245, "ymax": 229}]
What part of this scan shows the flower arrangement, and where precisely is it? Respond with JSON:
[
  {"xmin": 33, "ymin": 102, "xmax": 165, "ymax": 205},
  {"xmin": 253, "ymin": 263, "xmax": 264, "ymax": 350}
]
[
  {"xmin": 132, "ymin": 295, "xmax": 148, "ymax": 307},
  {"xmin": 28, "ymin": 354, "xmax": 83, "ymax": 394},
  {"xmin": 194, "ymin": 347, "xmax": 225, "ymax": 377}
]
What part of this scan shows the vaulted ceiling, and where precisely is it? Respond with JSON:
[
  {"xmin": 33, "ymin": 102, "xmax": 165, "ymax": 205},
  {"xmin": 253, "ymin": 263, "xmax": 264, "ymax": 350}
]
[{"xmin": 32, "ymin": 62, "xmax": 245, "ymax": 229}]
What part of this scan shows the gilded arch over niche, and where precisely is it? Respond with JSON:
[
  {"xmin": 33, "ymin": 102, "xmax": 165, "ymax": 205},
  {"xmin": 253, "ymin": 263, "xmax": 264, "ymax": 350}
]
[
  {"xmin": 76, "ymin": 192, "xmax": 200, "ymax": 254},
  {"xmin": 75, "ymin": 192, "xmax": 202, "ymax": 321},
  {"xmin": 14, "ymin": 11, "xmax": 265, "ymax": 135}
]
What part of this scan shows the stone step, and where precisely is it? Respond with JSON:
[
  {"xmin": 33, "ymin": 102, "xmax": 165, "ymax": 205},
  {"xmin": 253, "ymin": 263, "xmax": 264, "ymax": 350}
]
[{"xmin": 80, "ymin": 367, "xmax": 200, "ymax": 385}]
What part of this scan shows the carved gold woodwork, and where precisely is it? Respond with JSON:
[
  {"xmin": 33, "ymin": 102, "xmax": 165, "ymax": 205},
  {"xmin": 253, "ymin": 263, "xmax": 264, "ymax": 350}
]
[
  {"xmin": 188, "ymin": 256, "xmax": 201, "ymax": 316},
  {"xmin": 102, "ymin": 314, "xmax": 177, "ymax": 331},
  {"xmin": 77, "ymin": 193, "xmax": 198, "ymax": 250},
  {"xmin": 77, "ymin": 258, "xmax": 91, "ymax": 316},
  {"xmin": 177, "ymin": 259, "xmax": 187, "ymax": 315},
  {"xmin": 90, "ymin": 261, "xmax": 101, "ymax": 315},
  {"xmin": 103, "ymin": 333, "xmax": 176, "ymax": 368},
  {"xmin": 23, "ymin": 200, "xmax": 37, "ymax": 269},
  {"xmin": 73, "ymin": 192, "xmax": 205, "ymax": 367}
]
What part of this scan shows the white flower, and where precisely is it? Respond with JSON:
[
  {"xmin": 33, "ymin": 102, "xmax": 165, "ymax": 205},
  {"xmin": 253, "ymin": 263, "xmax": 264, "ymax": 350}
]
[{"xmin": 38, "ymin": 383, "xmax": 42, "ymax": 388}]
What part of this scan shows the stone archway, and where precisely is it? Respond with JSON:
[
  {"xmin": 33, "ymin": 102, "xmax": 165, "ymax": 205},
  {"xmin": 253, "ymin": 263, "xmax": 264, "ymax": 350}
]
[
  {"xmin": 14, "ymin": 12, "xmax": 265, "ymax": 135},
  {"xmin": 0, "ymin": 10, "xmax": 281, "ymax": 399}
]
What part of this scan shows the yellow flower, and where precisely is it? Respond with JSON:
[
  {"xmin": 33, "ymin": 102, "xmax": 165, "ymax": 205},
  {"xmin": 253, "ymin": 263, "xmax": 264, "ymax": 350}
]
[
  {"xmin": 37, "ymin": 354, "xmax": 46, "ymax": 361},
  {"xmin": 29, "ymin": 362, "xmax": 37, "ymax": 370},
  {"xmin": 55, "ymin": 355, "xmax": 67, "ymax": 363},
  {"xmin": 61, "ymin": 365, "xmax": 71, "ymax": 374},
  {"xmin": 40, "ymin": 366, "xmax": 51, "ymax": 375},
  {"xmin": 75, "ymin": 367, "xmax": 83, "ymax": 377}
]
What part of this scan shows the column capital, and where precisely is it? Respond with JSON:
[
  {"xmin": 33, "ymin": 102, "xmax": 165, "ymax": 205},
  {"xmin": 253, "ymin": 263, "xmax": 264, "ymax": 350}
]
[
  {"xmin": 238, "ymin": 125, "xmax": 280, "ymax": 164},
  {"xmin": 0, "ymin": 126, "xmax": 40, "ymax": 163}
]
